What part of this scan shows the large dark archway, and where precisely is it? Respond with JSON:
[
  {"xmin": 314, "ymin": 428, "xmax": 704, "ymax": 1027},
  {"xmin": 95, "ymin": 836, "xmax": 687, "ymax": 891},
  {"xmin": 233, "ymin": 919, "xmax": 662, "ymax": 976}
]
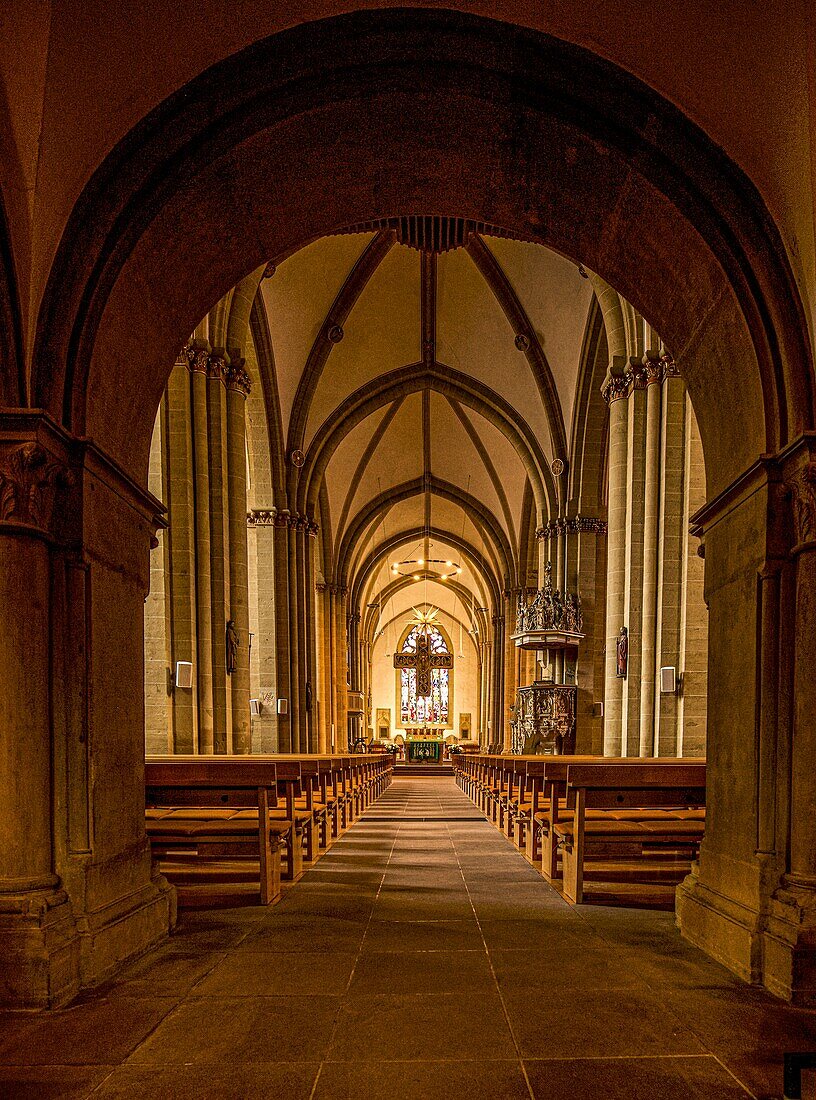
[
  {"xmin": 32, "ymin": 9, "xmax": 813, "ymax": 496},
  {"xmin": 9, "ymin": 8, "xmax": 814, "ymax": 1005}
]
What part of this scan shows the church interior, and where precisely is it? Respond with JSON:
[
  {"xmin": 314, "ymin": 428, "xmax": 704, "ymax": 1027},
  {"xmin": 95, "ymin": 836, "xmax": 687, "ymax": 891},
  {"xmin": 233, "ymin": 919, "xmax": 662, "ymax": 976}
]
[{"xmin": 2, "ymin": 3, "xmax": 816, "ymax": 1097}]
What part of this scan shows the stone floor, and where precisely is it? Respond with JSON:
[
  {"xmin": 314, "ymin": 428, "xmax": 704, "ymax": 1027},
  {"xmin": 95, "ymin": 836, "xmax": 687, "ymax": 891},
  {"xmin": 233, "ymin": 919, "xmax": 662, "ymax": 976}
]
[{"xmin": 1, "ymin": 777, "xmax": 815, "ymax": 1099}]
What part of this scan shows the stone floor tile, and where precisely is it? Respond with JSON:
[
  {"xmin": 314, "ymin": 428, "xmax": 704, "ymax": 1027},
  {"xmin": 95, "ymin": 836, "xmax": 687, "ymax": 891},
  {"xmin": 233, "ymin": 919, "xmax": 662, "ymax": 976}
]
[
  {"xmin": 0, "ymin": 1064, "xmax": 113, "ymax": 1099},
  {"xmin": 0, "ymin": 998, "xmax": 177, "ymax": 1066},
  {"xmin": 239, "ymin": 915, "xmax": 368, "ymax": 954},
  {"xmin": 191, "ymin": 950, "xmax": 357, "ymax": 997},
  {"xmin": 89, "ymin": 1062, "xmax": 320, "ymax": 1099},
  {"xmin": 313, "ymin": 1059, "xmax": 531, "ymax": 1099},
  {"xmin": 349, "ymin": 949, "xmax": 493, "ymax": 995},
  {"xmin": 103, "ymin": 945, "xmax": 227, "ymax": 999},
  {"xmin": 328, "ymin": 993, "xmax": 517, "ymax": 1061},
  {"xmin": 491, "ymin": 946, "xmax": 642, "ymax": 990},
  {"xmin": 372, "ymin": 889, "xmax": 473, "ymax": 921},
  {"xmin": 503, "ymin": 988, "xmax": 707, "ymax": 1059},
  {"xmin": 361, "ymin": 919, "xmax": 483, "ymax": 953},
  {"xmin": 524, "ymin": 1055, "xmax": 753, "ymax": 1099},
  {"xmin": 127, "ymin": 996, "xmax": 340, "ymax": 1064}
]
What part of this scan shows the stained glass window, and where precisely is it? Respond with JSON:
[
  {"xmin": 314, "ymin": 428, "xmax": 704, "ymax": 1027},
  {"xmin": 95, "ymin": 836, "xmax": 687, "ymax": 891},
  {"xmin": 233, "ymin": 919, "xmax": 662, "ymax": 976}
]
[{"xmin": 399, "ymin": 625, "xmax": 450, "ymax": 725}]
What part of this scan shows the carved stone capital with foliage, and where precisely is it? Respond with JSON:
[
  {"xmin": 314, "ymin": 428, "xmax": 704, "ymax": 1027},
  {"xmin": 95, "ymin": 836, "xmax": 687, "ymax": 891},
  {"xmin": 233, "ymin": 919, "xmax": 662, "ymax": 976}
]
[
  {"xmin": 0, "ymin": 441, "xmax": 73, "ymax": 535},
  {"xmin": 786, "ymin": 461, "xmax": 816, "ymax": 549},
  {"xmin": 602, "ymin": 371, "xmax": 629, "ymax": 405},
  {"xmin": 224, "ymin": 360, "xmax": 252, "ymax": 397}
]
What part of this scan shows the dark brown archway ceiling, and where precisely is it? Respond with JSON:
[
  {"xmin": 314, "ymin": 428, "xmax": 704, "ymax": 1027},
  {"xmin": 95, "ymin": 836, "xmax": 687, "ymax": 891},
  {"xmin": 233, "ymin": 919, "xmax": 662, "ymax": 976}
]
[{"xmin": 255, "ymin": 226, "xmax": 594, "ymax": 610}]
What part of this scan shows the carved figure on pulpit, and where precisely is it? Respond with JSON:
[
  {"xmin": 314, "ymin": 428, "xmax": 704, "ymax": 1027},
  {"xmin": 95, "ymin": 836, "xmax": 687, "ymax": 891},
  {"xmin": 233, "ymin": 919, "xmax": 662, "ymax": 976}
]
[
  {"xmin": 516, "ymin": 591, "xmax": 527, "ymax": 633},
  {"xmin": 552, "ymin": 589, "xmax": 564, "ymax": 628},
  {"xmin": 528, "ymin": 588, "xmax": 543, "ymax": 630},
  {"xmin": 564, "ymin": 592, "xmax": 581, "ymax": 633}
]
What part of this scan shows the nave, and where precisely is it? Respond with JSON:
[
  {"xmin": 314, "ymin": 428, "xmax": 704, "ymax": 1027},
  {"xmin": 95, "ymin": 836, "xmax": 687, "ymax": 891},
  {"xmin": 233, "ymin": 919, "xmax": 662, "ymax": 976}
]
[{"xmin": 0, "ymin": 778, "xmax": 812, "ymax": 1100}]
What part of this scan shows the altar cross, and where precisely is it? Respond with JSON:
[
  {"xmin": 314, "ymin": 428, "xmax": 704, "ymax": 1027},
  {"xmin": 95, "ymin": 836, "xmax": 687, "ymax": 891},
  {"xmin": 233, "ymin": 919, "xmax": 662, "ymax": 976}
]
[{"xmin": 394, "ymin": 631, "xmax": 453, "ymax": 696}]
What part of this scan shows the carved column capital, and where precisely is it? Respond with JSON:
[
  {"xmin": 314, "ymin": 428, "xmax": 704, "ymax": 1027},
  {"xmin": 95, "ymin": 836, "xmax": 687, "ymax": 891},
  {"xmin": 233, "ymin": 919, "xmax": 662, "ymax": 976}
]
[
  {"xmin": 660, "ymin": 354, "xmax": 680, "ymax": 382},
  {"xmin": 602, "ymin": 371, "xmax": 629, "ymax": 405},
  {"xmin": 642, "ymin": 355, "xmax": 663, "ymax": 385},
  {"xmin": 247, "ymin": 508, "xmax": 277, "ymax": 527},
  {"xmin": 626, "ymin": 363, "xmax": 647, "ymax": 391},
  {"xmin": 183, "ymin": 342, "xmax": 211, "ymax": 375},
  {"xmin": 224, "ymin": 360, "xmax": 252, "ymax": 397},
  {"xmin": 0, "ymin": 440, "xmax": 73, "ymax": 537},
  {"xmin": 786, "ymin": 459, "xmax": 816, "ymax": 552}
]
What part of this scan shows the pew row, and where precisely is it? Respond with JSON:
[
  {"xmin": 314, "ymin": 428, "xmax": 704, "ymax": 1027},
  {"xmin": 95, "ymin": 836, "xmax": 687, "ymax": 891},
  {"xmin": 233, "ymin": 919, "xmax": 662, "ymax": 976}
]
[
  {"xmin": 452, "ymin": 752, "xmax": 705, "ymax": 906},
  {"xmin": 145, "ymin": 754, "xmax": 392, "ymax": 906}
]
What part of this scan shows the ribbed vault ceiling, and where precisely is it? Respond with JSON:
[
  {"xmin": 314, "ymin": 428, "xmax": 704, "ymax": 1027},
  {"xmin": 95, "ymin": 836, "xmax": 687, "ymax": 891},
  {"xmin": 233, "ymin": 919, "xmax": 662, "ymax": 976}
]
[{"xmin": 255, "ymin": 227, "xmax": 594, "ymax": 617}]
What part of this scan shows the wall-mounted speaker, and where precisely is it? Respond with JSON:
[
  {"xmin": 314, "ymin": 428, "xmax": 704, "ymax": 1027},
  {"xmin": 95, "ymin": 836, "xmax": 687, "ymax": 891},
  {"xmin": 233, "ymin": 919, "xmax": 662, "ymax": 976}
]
[
  {"xmin": 660, "ymin": 666, "xmax": 677, "ymax": 695},
  {"xmin": 276, "ymin": 698, "xmax": 288, "ymax": 715},
  {"xmin": 250, "ymin": 698, "xmax": 262, "ymax": 716},
  {"xmin": 175, "ymin": 661, "xmax": 193, "ymax": 690}
]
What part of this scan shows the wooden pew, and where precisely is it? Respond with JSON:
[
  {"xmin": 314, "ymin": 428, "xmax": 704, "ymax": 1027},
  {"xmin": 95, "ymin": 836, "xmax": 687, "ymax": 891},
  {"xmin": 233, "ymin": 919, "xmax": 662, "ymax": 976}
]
[
  {"xmin": 144, "ymin": 757, "xmax": 288, "ymax": 904},
  {"xmin": 554, "ymin": 760, "xmax": 706, "ymax": 904},
  {"xmin": 145, "ymin": 753, "xmax": 392, "ymax": 903}
]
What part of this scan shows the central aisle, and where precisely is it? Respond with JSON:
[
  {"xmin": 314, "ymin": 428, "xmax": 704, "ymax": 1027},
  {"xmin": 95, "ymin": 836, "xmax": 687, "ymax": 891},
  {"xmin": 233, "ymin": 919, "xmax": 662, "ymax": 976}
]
[{"xmin": 1, "ymin": 778, "xmax": 806, "ymax": 1098}]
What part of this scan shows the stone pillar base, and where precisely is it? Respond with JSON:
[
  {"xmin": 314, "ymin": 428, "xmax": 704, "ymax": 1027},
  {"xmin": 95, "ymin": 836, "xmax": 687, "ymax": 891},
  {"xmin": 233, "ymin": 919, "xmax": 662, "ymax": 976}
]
[
  {"xmin": 676, "ymin": 867, "xmax": 762, "ymax": 987},
  {"xmin": 0, "ymin": 872, "xmax": 175, "ymax": 1009},
  {"xmin": 763, "ymin": 880, "xmax": 816, "ymax": 1006},
  {"xmin": 0, "ymin": 884, "xmax": 80, "ymax": 1008},
  {"xmin": 678, "ymin": 867, "xmax": 816, "ymax": 1005}
]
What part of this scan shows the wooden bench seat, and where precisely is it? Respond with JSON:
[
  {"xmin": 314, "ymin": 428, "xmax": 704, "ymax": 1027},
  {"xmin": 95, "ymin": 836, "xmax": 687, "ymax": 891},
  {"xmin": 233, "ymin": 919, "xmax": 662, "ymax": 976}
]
[
  {"xmin": 144, "ymin": 753, "xmax": 392, "ymax": 905},
  {"xmin": 555, "ymin": 761, "xmax": 706, "ymax": 903}
]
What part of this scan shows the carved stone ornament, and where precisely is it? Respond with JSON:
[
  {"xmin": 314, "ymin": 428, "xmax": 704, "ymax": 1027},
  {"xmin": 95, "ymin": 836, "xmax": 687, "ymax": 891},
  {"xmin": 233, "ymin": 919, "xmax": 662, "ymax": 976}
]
[
  {"xmin": 0, "ymin": 442, "xmax": 72, "ymax": 532},
  {"xmin": 787, "ymin": 462, "xmax": 816, "ymax": 547},
  {"xmin": 290, "ymin": 449, "xmax": 305, "ymax": 468},
  {"xmin": 262, "ymin": 261, "xmax": 277, "ymax": 279},
  {"xmin": 184, "ymin": 343, "xmax": 210, "ymax": 375},
  {"xmin": 550, "ymin": 458, "xmax": 565, "ymax": 477},
  {"xmin": 514, "ymin": 333, "xmax": 530, "ymax": 352},
  {"xmin": 643, "ymin": 357, "xmax": 662, "ymax": 385},
  {"xmin": 327, "ymin": 324, "xmax": 344, "ymax": 344},
  {"xmin": 627, "ymin": 364, "xmax": 647, "ymax": 391},
  {"xmin": 535, "ymin": 516, "xmax": 607, "ymax": 540},
  {"xmin": 224, "ymin": 362, "xmax": 252, "ymax": 396},
  {"xmin": 207, "ymin": 353, "xmax": 227, "ymax": 382},
  {"xmin": 661, "ymin": 354, "xmax": 680, "ymax": 381},
  {"xmin": 602, "ymin": 372, "xmax": 629, "ymax": 404},
  {"xmin": 247, "ymin": 508, "xmax": 278, "ymax": 526}
]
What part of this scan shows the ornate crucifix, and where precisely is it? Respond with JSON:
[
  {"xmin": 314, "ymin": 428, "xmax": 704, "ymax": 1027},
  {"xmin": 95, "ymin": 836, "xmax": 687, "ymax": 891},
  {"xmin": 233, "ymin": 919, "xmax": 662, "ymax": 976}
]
[{"xmin": 394, "ymin": 631, "xmax": 453, "ymax": 697}]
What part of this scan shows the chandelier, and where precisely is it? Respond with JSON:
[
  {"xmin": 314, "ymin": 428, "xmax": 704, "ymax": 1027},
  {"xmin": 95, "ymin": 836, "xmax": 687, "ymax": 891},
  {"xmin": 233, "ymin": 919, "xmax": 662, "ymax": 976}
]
[{"xmin": 391, "ymin": 556, "xmax": 463, "ymax": 582}]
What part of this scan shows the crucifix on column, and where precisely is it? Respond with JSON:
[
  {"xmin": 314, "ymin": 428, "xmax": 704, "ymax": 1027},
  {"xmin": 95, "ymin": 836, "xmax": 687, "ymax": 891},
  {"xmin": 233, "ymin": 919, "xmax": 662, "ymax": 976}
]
[{"xmin": 394, "ymin": 631, "xmax": 453, "ymax": 697}]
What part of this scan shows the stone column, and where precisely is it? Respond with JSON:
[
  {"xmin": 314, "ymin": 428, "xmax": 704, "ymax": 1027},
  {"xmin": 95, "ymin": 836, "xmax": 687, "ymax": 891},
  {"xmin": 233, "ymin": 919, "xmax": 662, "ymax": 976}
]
[
  {"xmin": 503, "ymin": 591, "xmax": 517, "ymax": 749},
  {"xmin": 623, "ymin": 365, "xmax": 647, "ymax": 753},
  {"xmin": 164, "ymin": 355, "xmax": 197, "ymax": 751},
  {"xmin": 224, "ymin": 360, "xmax": 252, "ymax": 753},
  {"xmin": 305, "ymin": 522, "xmax": 319, "ymax": 751},
  {"xmin": 654, "ymin": 360, "xmax": 686, "ymax": 755},
  {"xmin": 602, "ymin": 370, "xmax": 629, "ymax": 754},
  {"xmin": 784, "ymin": 454, "xmax": 816, "ymax": 888},
  {"xmin": 0, "ymin": 416, "xmax": 173, "ymax": 1008},
  {"xmin": 315, "ymin": 582, "xmax": 329, "ymax": 752},
  {"xmin": 0, "ymin": 439, "xmax": 72, "ymax": 1006},
  {"xmin": 491, "ymin": 612, "xmax": 505, "ymax": 749},
  {"xmin": 348, "ymin": 609, "xmax": 362, "ymax": 744},
  {"xmin": 273, "ymin": 511, "xmax": 293, "ymax": 751},
  {"xmin": 207, "ymin": 357, "xmax": 229, "ymax": 752},
  {"xmin": 638, "ymin": 356, "xmax": 663, "ymax": 754},
  {"xmin": 286, "ymin": 519, "xmax": 301, "ymax": 746},
  {"xmin": 334, "ymin": 586, "xmax": 349, "ymax": 746},
  {"xmin": 186, "ymin": 344, "xmax": 215, "ymax": 752}
]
